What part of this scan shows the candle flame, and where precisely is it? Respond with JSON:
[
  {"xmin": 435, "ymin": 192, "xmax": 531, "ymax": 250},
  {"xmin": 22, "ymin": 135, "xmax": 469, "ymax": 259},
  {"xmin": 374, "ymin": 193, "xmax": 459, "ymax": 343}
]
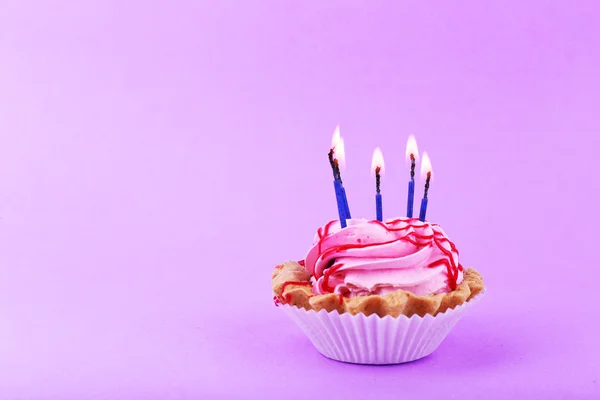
[
  {"xmin": 371, "ymin": 147, "xmax": 385, "ymax": 176},
  {"xmin": 405, "ymin": 135, "xmax": 419, "ymax": 161},
  {"xmin": 420, "ymin": 152, "xmax": 432, "ymax": 179},
  {"xmin": 331, "ymin": 125, "xmax": 346, "ymax": 169},
  {"xmin": 331, "ymin": 125, "xmax": 341, "ymax": 148}
]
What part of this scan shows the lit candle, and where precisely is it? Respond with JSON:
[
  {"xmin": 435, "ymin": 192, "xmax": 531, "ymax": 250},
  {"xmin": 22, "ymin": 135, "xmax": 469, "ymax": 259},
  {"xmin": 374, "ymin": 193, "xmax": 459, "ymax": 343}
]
[
  {"xmin": 337, "ymin": 151, "xmax": 352, "ymax": 220},
  {"xmin": 405, "ymin": 135, "xmax": 419, "ymax": 218},
  {"xmin": 328, "ymin": 148, "xmax": 346, "ymax": 227},
  {"xmin": 371, "ymin": 147, "xmax": 385, "ymax": 222},
  {"xmin": 332, "ymin": 126, "xmax": 352, "ymax": 219},
  {"xmin": 419, "ymin": 152, "xmax": 432, "ymax": 222},
  {"xmin": 330, "ymin": 126, "xmax": 348, "ymax": 228}
]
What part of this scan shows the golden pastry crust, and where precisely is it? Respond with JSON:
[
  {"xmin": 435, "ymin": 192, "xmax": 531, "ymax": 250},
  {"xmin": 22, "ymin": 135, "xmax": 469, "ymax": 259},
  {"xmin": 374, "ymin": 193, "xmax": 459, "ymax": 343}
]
[{"xmin": 272, "ymin": 261, "xmax": 484, "ymax": 317}]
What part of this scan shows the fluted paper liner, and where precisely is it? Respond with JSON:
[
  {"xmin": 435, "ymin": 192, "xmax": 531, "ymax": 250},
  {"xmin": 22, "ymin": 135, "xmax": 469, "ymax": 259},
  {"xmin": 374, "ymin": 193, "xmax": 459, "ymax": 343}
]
[{"xmin": 281, "ymin": 291, "xmax": 484, "ymax": 364}]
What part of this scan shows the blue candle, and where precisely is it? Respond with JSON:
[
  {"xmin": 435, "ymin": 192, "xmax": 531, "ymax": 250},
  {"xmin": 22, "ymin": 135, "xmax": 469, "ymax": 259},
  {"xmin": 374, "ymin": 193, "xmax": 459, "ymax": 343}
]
[
  {"xmin": 407, "ymin": 180, "xmax": 415, "ymax": 218},
  {"xmin": 419, "ymin": 152, "xmax": 432, "ymax": 222},
  {"xmin": 330, "ymin": 126, "xmax": 353, "ymax": 226},
  {"xmin": 405, "ymin": 136, "xmax": 419, "ymax": 218},
  {"xmin": 334, "ymin": 158, "xmax": 351, "ymax": 224},
  {"xmin": 341, "ymin": 186, "xmax": 351, "ymax": 219},
  {"xmin": 333, "ymin": 155, "xmax": 352, "ymax": 219},
  {"xmin": 329, "ymin": 148, "xmax": 348, "ymax": 228},
  {"xmin": 371, "ymin": 147, "xmax": 385, "ymax": 222},
  {"xmin": 375, "ymin": 168, "xmax": 383, "ymax": 221},
  {"xmin": 334, "ymin": 179, "xmax": 347, "ymax": 228},
  {"xmin": 419, "ymin": 197, "xmax": 428, "ymax": 222}
]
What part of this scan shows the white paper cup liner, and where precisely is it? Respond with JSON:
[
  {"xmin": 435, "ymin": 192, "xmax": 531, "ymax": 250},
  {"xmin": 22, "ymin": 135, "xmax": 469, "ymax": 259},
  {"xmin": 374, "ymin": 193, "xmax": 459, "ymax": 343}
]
[{"xmin": 281, "ymin": 290, "xmax": 485, "ymax": 364}]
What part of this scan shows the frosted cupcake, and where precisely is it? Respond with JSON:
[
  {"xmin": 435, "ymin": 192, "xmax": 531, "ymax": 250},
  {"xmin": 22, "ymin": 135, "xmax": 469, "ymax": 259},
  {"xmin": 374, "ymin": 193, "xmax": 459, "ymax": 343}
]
[{"xmin": 272, "ymin": 217, "xmax": 484, "ymax": 364}]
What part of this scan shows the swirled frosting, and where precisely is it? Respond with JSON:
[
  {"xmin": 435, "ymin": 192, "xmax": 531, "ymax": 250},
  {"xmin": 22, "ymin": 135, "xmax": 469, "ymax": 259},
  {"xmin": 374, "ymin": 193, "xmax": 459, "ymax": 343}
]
[{"xmin": 305, "ymin": 218, "xmax": 464, "ymax": 297}]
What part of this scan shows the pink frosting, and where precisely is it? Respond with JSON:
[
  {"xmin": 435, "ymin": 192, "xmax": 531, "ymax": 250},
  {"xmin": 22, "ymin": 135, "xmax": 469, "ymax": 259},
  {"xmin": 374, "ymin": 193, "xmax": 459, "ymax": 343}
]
[{"xmin": 305, "ymin": 218, "xmax": 464, "ymax": 297}]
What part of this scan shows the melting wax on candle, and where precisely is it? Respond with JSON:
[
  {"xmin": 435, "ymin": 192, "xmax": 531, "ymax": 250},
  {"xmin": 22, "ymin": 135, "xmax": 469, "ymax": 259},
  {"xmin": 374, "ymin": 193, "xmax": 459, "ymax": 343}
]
[
  {"xmin": 419, "ymin": 152, "xmax": 432, "ymax": 222},
  {"xmin": 405, "ymin": 135, "xmax": 419, "ymax": 218},
  {"xmin": 331, "ymin": 127, "xmax": 351, "ymax": 219},
  {"xmin": 371, "ymin": 147, "xmax": 385, "ymax": 222},
  {"xmin": 328, "ymin": 148, "xmax": 347, "ymax": 227}
]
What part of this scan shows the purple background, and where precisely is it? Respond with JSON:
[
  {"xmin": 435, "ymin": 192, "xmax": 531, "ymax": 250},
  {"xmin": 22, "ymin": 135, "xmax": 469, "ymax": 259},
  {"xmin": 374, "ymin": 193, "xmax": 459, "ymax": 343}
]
[{"xmin": 1, "ymin": 1, "xmax": 599, "ymax": 399}]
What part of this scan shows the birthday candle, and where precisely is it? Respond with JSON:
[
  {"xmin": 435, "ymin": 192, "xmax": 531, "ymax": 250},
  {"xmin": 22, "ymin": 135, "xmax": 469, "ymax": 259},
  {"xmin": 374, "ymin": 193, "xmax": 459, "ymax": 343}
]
[
  {"xmin": 405, "ymin": 136, "xmax": 419, "ymax": 218},
  {"xmin": 330, "ymin": 126, "xmax": 349, "ymax": 227},
  {"xmin": 334, "ymin": 179, "xmax": 347, "ymax": 228},
  {"xmin": 371, "ymin": 147, "xmax": 385, "ymax": 222},
  {"xmin": 331, "ymin": 126, "xmax": 351, "ymax": 219},
  {"xmin": 419, "ymin": 152, "xmax": 432, "ymax": 222},
  {"xmin": 340, "ymin": 187, "xmax": 351, "ymax": 219},
  {"xmin": 328, "ymin": 148, "xmax": 347, "ymax": 228}
]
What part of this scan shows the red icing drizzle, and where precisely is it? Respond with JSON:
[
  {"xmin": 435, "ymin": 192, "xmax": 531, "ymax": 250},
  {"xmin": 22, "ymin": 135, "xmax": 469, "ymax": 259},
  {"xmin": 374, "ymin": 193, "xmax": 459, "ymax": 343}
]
[
  {"xmin": 281, "ymin": 281, "xmax": 312, "ymax": 292},
  {"xmin": 313, "ymin": 218, "xmax": 462, "ymax": 291},
  {"xmin": 321, "ymin": 262, "xmax": 345, "ymax": 292},
  {"xmin": 317, "ymin": 220, "xmax": 337, "ymax": 254},
  {"xmin": 297, "ymin": 260, "xmax": 305, "ymax": 266},
  {"xmin": 280, "ymin": 281, "xmax": 312, "ymax": 304}
]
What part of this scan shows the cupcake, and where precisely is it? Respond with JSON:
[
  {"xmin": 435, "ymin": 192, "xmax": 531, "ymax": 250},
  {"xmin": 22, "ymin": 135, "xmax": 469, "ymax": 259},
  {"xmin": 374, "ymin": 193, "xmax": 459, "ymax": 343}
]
[{"xmin": 272, "ymin": 217, "xmax": 485, "ymax": 364}]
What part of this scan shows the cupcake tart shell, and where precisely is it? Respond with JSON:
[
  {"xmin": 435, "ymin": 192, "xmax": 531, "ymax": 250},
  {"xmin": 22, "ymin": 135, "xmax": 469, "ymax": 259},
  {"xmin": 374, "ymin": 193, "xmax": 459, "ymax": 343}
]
[{"xmin": 272, "ymin": 261, "xmax": 485, "ymax": 318}]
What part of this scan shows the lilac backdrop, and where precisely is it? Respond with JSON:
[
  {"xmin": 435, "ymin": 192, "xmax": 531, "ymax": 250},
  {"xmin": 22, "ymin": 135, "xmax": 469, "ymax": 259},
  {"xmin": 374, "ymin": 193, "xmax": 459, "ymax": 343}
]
[{"xmin": 1, "ymin": 1, "xmax": 599, "ymax": 399}]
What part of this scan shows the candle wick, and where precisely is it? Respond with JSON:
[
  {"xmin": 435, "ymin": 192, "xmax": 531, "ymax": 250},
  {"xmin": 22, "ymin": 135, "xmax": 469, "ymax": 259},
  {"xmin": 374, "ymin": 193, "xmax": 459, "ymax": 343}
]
[
  {"xmin": 375, "ymin": 166, "xmax": 381, "ymax": 194},
  {"xmin": 334, "ymin": 159, "xmax": 342, "ymax": 183},
  {"xmin": 410, "ymin": 154, "xmax": 416, "ymax": 182},
  {"xmin": 424, "ymin": 171, "xmax": 431, "ymax": 199},
  {"xmin": 328, "ymin": 149, "xmax": 339, "ymax": 180}
]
